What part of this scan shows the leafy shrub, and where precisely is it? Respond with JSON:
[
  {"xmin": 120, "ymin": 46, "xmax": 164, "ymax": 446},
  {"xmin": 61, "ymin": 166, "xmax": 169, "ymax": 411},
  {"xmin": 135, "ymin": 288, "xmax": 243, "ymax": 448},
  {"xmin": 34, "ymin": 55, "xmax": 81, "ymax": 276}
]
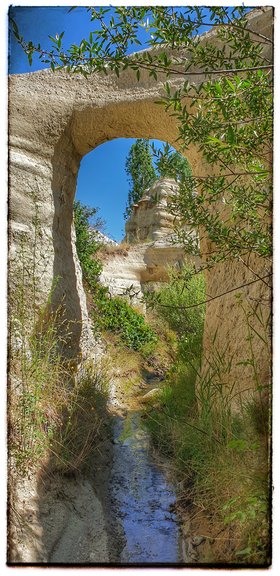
[
  {"xmin": 73, "ymin": 200, "xmax": 157, "ymax": 352},
  {"xmin": 144, "ymin": 265, "xmax": 205, "ymax": 448},
  {"xmin": 155, "ymin": 265, "xmax": 205, "ymax": 363},
  {"xmin": 73, "ymin": 200, "xmax": 103, "ymax": 290},
  {"xmin": 94, "ymin": 295, "xmax": 157, "ymax": 351}
]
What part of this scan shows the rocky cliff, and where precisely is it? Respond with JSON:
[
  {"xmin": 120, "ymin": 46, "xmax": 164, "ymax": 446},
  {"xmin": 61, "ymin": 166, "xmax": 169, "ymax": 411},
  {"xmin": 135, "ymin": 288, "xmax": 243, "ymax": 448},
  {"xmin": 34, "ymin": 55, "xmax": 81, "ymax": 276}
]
[
  {"xmin": 125, "ymin": 177, "xmax": 180, "ymax": 243},
  {"xmin": 99, "ymin": 178, "xmax": 196, "ymax": 305}
]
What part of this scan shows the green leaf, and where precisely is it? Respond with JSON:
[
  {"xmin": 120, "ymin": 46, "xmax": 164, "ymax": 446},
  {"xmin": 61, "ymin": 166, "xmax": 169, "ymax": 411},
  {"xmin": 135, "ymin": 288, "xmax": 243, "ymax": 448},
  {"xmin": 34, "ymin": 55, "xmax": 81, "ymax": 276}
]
[
  {"xmin": 235, "ymin": 547, "xmax": 252, "ymax": 557},
  {"xmin": 165, "ymin": 82, "xmax": 171, "ymax": 95},
  {"xmin": 215, "ymin": 82, "xmax": 222, "ymax": 96},
  {"xmin": 150, "ymin": 69, "xmax": 158, "ymax": 80},
  {"xmin": 136, "ymin": 69, "xmax": 140, "ymax": 81},
  {"xmin": 10, "ymin": 17, "xmax": 19, "ymax": 38},
  {"xmin": 226, "ymin": 78, "xmax": 235, "ymax": 92},
  {"xmin": 227, "ymin": 438, "xmax": 247, "ymax": 451},
  {"xmin": 227, "ymin": 125, "xmax": 235, "ymax": 144},
  {"xmin": 222, "ymin": 496, "xmax": 240, "ymax": 511},
  {"xmin": 207, "ymin": 137, "xmax": 225, "ymax": 145}
]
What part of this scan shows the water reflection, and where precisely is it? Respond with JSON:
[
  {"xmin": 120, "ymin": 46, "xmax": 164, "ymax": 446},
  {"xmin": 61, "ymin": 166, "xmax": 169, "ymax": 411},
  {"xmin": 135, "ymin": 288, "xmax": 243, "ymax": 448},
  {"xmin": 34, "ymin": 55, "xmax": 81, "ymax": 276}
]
[{"xmin": 110, "ymin": 411, "xmax": 182, "ymax": 563}]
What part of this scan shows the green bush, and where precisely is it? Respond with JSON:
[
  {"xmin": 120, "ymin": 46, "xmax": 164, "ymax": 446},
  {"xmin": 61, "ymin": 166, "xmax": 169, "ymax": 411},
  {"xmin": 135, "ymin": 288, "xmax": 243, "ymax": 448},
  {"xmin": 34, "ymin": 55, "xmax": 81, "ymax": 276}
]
[
  {"xmin": 73, "ymin": 200, "xmax": 103, "ymax": 290},
  {"xmin": 155, "ymin": 265, "xmax": 205, "ymax": 364},
  {"xmin": 94, "ymin": 295, "xmax": 157, "ymax": 351},
  {"xmin": 74, "ymin": 200, "xmax": 157, "ymax": 352},
  {"xmin": 144, "ymin": 265, "xmax": 205, "ymax": 450}
]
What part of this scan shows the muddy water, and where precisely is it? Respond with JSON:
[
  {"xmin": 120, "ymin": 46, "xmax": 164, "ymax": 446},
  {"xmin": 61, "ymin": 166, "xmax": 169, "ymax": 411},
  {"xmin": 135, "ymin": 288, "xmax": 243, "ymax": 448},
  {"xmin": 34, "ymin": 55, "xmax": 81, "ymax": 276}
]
[{"xmin": 110, "ymin": 410, "xmax": 182, "ymax": 564}]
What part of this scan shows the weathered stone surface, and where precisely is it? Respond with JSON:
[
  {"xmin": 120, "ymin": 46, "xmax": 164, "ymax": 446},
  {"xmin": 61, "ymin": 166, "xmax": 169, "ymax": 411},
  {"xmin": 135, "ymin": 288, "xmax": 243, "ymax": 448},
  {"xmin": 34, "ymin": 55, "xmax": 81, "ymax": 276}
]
[
  {"xmin": 100, "ymin": 177, "xmax": 194, "ymax": 305},
  {"xmin": 100, "ymin": 239, "xmax": 189, "ymax": 307},
  {"xmin": 8, "ymin": 7, "xmax": 272, "ymax": 396},
  {"xmin": 125, "ymin": 177, "xmax": 181, "ymax": 243}
]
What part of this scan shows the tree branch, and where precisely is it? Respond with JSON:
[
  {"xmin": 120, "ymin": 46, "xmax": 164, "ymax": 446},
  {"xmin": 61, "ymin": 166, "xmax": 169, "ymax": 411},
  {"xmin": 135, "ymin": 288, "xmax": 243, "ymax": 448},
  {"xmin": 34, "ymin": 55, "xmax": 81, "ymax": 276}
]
[{"xmin": 239, "ymin": 256, "xmax": 271, "ymax": 287}]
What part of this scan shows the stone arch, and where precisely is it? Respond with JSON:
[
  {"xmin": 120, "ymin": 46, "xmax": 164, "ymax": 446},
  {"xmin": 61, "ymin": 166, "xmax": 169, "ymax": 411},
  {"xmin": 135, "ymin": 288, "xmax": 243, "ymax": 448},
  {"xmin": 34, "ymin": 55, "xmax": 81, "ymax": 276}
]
[
  {"xmin": 9, "ymin": 7, "xmax": 272, "ymax": 395},
  {"xmin": 9, "ymin": 66, "xmax": 204, "ymax": 357},
  {"xmin": 55, "ymin": 100, "xmax": 205, "ymax": 355}
]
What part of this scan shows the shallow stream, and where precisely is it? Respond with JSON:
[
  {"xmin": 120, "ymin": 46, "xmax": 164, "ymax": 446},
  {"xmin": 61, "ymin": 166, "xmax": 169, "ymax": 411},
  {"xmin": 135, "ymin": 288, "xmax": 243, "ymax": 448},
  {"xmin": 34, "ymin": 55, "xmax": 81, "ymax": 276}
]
[
  {"xmin": 42, "ymin": 378, "xmax": 184, "ymax": 565},
  {"xmin": 110, "ymin": 409, "xmax": 182, "ymax": 564}
]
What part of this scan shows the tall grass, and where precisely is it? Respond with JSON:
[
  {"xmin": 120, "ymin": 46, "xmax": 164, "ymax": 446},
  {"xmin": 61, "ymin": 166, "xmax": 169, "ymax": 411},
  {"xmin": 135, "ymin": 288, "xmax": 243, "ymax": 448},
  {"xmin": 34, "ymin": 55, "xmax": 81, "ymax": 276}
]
[
  {"xmin": 9, "ymin": 301, "xmax": 70, "ymax": 472},
  {"xmin": 9, "ymin": 277, "xmax": 109, "ymax": 476},
  {"xmin": 144, "ymin": 265, "xmax": 271, "ymax": 565},
  {"xmin": 9, "ymin": 209, "xmax": 109, "ymax": 477},
  {"xmin": 49, "ymin": 359, "xmax": 110, "ymax": 475}
]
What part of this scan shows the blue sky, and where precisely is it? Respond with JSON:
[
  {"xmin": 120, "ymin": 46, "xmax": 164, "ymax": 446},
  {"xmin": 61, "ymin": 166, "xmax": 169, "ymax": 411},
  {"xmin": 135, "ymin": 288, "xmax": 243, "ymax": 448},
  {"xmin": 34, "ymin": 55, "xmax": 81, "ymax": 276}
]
[
  {"xmin": 75, "ymin": 138, "xmax": 167, "ymax": 241},
  {"xmin": 9, "ymin": 6, "xmax": 173, "ymax": 240}
]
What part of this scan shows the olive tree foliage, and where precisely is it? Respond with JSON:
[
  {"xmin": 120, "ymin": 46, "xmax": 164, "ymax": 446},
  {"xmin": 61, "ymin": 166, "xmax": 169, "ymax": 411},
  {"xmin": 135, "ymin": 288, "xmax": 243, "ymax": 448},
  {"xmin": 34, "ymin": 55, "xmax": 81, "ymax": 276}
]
[
  {"xmin": 11, "ymin": 6, "xmax": 273, "ymax": 279},
  {"xmin": 152, "ymin": 142, "xmax": 193, "ymax": 182}
]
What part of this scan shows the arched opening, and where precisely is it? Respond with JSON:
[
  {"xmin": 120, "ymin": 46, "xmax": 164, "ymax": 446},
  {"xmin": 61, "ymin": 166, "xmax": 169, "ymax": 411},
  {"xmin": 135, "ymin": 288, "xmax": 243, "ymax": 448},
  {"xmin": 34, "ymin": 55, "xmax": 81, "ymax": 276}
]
[
  {"xmin": 75, "ymin": 137, "xmax": 184, "ymax": 242},
  {"xmin": 74, "ymin": 136, "xmax": 197, "ymax": 311},
  {"xmin": 49, "ymin": 99, "xmax": 201, "ymax": 357}
]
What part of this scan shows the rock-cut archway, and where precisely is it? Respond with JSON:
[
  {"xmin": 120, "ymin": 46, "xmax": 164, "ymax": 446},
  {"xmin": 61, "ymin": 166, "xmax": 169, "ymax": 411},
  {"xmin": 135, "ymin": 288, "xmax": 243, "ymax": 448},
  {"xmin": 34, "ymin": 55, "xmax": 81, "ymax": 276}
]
[
  {"xmin": 9, "ymin": 7, "xmax": 272, "ymax": 395},
  {"xmin": 9, "ymin": 63, "xmax": 203, "ymax": 355}
]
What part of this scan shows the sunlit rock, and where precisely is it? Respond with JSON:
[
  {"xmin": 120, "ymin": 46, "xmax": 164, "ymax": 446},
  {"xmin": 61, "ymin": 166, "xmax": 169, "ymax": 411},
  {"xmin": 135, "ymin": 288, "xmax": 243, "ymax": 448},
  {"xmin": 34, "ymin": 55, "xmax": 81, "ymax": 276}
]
[{"xmin": 99, "ymin": 177, "xmax": 196, "ymax": 307}]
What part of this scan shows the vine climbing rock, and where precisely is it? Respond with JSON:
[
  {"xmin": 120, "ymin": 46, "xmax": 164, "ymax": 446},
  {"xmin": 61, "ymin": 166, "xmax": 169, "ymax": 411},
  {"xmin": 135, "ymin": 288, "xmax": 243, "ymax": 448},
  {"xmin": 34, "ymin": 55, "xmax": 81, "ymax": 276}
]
[{"xmin": 9, "ymin": 7, "xmax": 272, "ymax": 401}]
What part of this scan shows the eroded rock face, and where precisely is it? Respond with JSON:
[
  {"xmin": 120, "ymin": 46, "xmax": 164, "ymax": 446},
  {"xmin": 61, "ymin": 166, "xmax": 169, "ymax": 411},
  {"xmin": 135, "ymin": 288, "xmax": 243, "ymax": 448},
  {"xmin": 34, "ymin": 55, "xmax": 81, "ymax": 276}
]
[
  {"xmin": 125, "ymin": 177, "xmax": 180, "ymax": 243},
  {"xmin": 8, "ymin": 8, "xmax": 272, "ymax": 398},
  {"xmin": 100, "ymin": 240, "xmax": 189, "ymax": 308},
  {"xmin": 100, "ymin": 177, "xmax": 195, "ymax": 305}
]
